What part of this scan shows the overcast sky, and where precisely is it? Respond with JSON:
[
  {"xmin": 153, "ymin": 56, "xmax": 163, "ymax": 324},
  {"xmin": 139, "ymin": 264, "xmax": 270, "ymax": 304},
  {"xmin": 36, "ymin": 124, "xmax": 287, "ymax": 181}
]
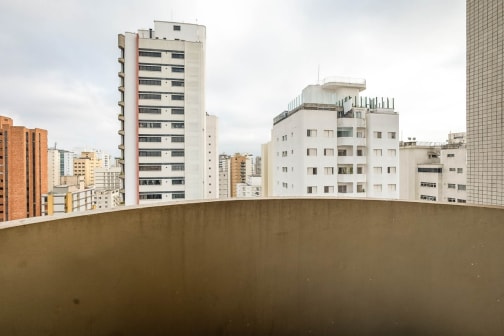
[{"xmin": 0, "ymin": 0, "xmax": 465, "ymax": 156}]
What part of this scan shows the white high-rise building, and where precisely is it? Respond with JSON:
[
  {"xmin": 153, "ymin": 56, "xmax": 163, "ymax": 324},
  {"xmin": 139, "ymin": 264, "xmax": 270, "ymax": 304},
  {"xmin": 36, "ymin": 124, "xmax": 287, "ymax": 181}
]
[
  {"xmin": 268, "ymin": 77, "xmax": 399, "ymax": 198},
  {"xmin": 205, "ymin": 114, "xmax": 218, "ymax": 199},
  {"xmin": 59, "ymin": 150, "xmax": 74, "ymax": 176},
  {"xmin": 47, "ymin": 148, "xmax": 61, "ymax": 192},
  {"xmin": 118, "ymin": 21, "xmax": 209, "ymax": 205}
]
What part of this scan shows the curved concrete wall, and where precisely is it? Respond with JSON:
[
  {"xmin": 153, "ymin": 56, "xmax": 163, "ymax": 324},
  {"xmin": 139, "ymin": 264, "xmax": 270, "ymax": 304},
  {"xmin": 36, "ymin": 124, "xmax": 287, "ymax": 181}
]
[{"xmin": 1, "ymin": 199, "xmax": 504, "ymax": 335}]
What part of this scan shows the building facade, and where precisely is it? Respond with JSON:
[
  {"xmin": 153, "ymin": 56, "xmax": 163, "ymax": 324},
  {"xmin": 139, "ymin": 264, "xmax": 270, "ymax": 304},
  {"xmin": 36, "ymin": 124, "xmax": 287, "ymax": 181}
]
[
  {"xmin": 0, "ymin": 116, "xmax": 48, "ymax": 221},
  {"xmin": 399, "ymin": 133, "xmax": 467, "ymax": 204},
  {"xmin": 466, "ymin": 0, "xmax": 504, "ymax": 206},
  {"xmin": 42, "ymin": 185, "xmax": 94, "ymax": 216},
  {"xmin": 236, "ymin": 176, "xmax": 262, "ymax": 198},
  {"xmin": 268, "ymin": 77, "xmax": 399, "ymax": 198},
  {"xmin": 118, "ymin": 21, "xmax": 210, "ymax": 205},
  {"xmin": 48, "ymin": 148, "xmax": 61, "ymax": 193},
  {"xmin": 73, "ymin": 151, "xmax": 102, "ymax": 187},
  {"xmin": 218, "ymin": 154, "xmax": 231, "ymax": 198}
]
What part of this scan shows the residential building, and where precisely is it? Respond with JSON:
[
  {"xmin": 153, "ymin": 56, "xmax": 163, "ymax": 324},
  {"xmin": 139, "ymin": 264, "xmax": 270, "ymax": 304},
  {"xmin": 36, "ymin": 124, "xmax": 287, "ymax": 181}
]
[
  {"xmin": 399, "ymin": 133, "xmax": 467, "ymax": 203},
  {"xmin": 268, "ymin": 77, "xmax": 399, "ymax": 198},
  {"xmin": 94, "ymin": 189, "xmax": 121, "ymax": 210},
  {"xmin": 0, "ymin": 116, "xmax": 47, "ymax": 221},
  {"xmin": 48, "ymin": 148, "xmax": 61, "ymax": 192},
  {"xmin": 218, "ymin": 154, "xmax": 231, "ymax": 198},
  {"xmin": 118, "ymin": 21, "xmax": 210, "ymax": 205},
  {"xmin": 205, "ymin": 113, "xmax": 218, "ymax": 199},
  {"xmin": 467, "ymin": 0, "xmax": 504, "ymax": 206},
  {"xmin": 94, "ymin": 167, "xmax": 121, "ymax": 190},
  {"xmin": 73, "ymin": 151, "xmax": 102, "ymax": 187},
  {"xmin": 41, "ymin": 184, "xmax": 95, "ymax": 216},
  {"xmin": 236, "ymin": 176, "xmax": 262, "ymax": 198},
  {"xmin": 230, "ymin": 153, "xmax": 253, "ymax": 197},
  {"xmin": 59, "ymin": 150, "xmax": 74, "ymax": 176}
]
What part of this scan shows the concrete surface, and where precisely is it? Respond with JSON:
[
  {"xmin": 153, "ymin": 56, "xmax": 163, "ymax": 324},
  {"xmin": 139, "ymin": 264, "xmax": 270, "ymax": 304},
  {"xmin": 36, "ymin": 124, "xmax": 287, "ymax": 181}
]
[{"xmin": 0, "ymin": 198, "xmax": 503, "ymax": 335}]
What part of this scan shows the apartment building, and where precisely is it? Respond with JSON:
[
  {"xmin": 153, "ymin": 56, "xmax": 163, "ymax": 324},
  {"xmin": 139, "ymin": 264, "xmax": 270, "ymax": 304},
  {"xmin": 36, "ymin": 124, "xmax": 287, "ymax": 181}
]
[
  {"xmin": 218, "ymin": 154, "xmax": 231, "ymax": 198},
  {"xmin": 118, "ymin": 21, "xmax": 216, "ymax": 205},
  {"xmin": 267, "ymin": 77, "xmax": 399, "ymax": 198},
  {"xmin": 236, "ymin": 176, "xmax": 262, "ymax": 198},
  {"xmin": 73, "ymin": 151, "xmax": 102, "ymax": 187},
  {"xmin": 230, "ymin": 153, "xmax": 253, "ymax": 197},
  {"xmin": 399, "ymin": 133, "xmax": 467, "ymax": 203},
  {"xmin": 48, "ymin": 148, "xmax": 60, "ymax": 192},
  {"xmin": 0, "ymin": 116, "xmax": 48, "ymax": 221},
  {"xmin": 42, "ymin": 184, "xmax": 94, "ymax": 216},
  {"xmin": 467, "ymin": 0, "xmax": 504, "ymax": 206}
]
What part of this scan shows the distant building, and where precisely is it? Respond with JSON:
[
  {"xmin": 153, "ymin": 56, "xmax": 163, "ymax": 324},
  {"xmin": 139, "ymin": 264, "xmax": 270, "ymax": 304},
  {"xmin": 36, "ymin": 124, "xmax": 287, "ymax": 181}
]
[
  {"xmin": 236, "ymin": 176, "xmax": 262, "ymax": 198},
  {"xmin": 94, "ymin": 189, "xmax": 121, "ymax": 210},
  {"xmin": 230, "ymin": 153, "xmax": 253, "ymax": 197},
  {"xmin": 93, "ymin": 167, "xmax": 121, "ymax": 210},
  {"xmin": 59, "ymin": 150, "xmax": 74, "ymax": 176},
  {"xmin": 0, "ymin": 116, "xmax": 47, "ymax": 221},
  {"xmin": 206, "ymin": 114, "xmax": 218, "ymax": 199},
  {"xmin": 399, "ymin": 133, "xmax": 467, "ymax": 204},
  {"xmin": 467, "ymin": 0, "xmax": 504, "ymax": 206},
  {"xmin": 42, "ymin": 184, "xmax": 94, "ymax": 216},
  {"xmin": 266, "ymin": 77, "xmax": 399, "ymax": 198},
  {"xmin": 218, "ymin": 154, "xmax": 231, "ymax": 198},
  {"xmin": 118, "ymin": 21, "xmax": 212, "ymax": 205},
  {"xmin": 73, "ymin": 151, "xmax": 102, "ymax": 187},
  {"xmin": 48, "ymin": 148, "xmax": 60, "ymax": 192}
]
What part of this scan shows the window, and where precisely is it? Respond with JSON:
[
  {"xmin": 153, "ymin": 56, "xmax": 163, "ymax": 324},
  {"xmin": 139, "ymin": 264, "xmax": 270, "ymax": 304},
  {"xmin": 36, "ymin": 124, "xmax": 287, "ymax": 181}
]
[
  {"xmin": 307, "ymin": 129, "xmax": 317, "ymax": 137},
  {"xmin": 172, "ymin": 123, "xmax": 184, "ymax": 128},
  {"xmin": 139, "ymin": 65, "xmax": 161, "ymax": 71},
  {"xmin": 307, "ymin": 167, "xmax": 318, "ymax": 175},
  {"xmin": 139, "ymin": 93, "xmax": 161, "ymax": 100},
  {"xmin": 338, "ymin": 149, "xmax": 347, "ymax": 156},
  {"xmin": 139, "ymin": 79, "xmax": 161, "ymax": 86},
  {"xmin": 324, "ymin": 186, "xmax": 334, "ymax": 193},
  {"xmin": 172, "ymin": 81, "xmax": 184, "ymax": 87},
  {"xmin": 373, "ymin": 167, "xmax": 382, "ymax": 174},
  {"xmin": 338, "ymin": 166, "xmax": 353, "ymax": 174},
  {"xmin": 172, "ymin": 193, "xmax": 185, "ymax": 199},
  {"xmin": 388, "ymin": 132, "xmax": 396, "ymax": 139},
  {"xmin": 282, "ymin": 182, "xmax": 288, "ymax": 188},
  {"xmin": 172, "ymin": 67, "xmax": 184, "ymax": 73},
  {"xmin": 357, "ymin": 166, "xmax": 363, "ymax": 174},
  {"xmin": 282, "ymin": 151, "xmax": 288, "ymax": 157},
  {"xmin": 448, "ymin": 184, "xmax": 456, "ymax": 189},
  {"xmin": 388, "ymin": 149, "xmax": 396, "ymax": 156},
  {"xmin": 457, "ymin": 168, "xmax": 463, "ymax": 173},
  {"xmin": 281, "ymin": 135, "xmax": 287, "ymax": 141},
  {"xmin": 457, "ymin": 199, "xmax": 466, "ymax": 203},
  {"xmin": 139, "ymin": 150, "xmax": 161, "ymax": 157},
  {"xmin": 387, "ymin": 166, "xmax": 396, "ymax": 174},
  {"xmin": 139, "ymin": 107, "xmax": 161, "ymax": 114},
  {"xmin": 139, "ymin": 122, "xmax": 161, "ymax": 128},
  {"xmin": 338, "ymin": 185, "xmax": 348, "ymax": 193},
  {"xmin": 449, "ymin": 168, "xmax": 456, "ymax": 172},
  {"xmin": 172, "ymin": 94, "xmax": 184, "ymax": 100},
  {"xmin": 418, "ymin": 167, "xmax": 442, "ymax": 173},
  {"xmin": 139, "ymin": 165, "xmax": 161, "ymax": 171},
  {"xmin": 282, "ymin": 167, "xmax": 288, "ymax": 172},
  {"xmin": 374, "ymin": 149, "xmax": 382, "ymax": 156},
  {"xmin": 357, "ymin": 149, "xmax": 364, "ymax": 156},
  {"xmin": 324, "ymin": 130, "xmax": 334, "ymax": 137},
  {"xmin": 139, "ymin": 136, "xmax": 161, "ymax": 142},
  {"xmin": 173, "ymin": 25, "xmax": 181, "ymax": 31},
  {"xmin": 172, "ymin": 164, "xmax": 185, "ymax": 171},
  {"xmin": 307, "ymin": 186, "xmax": 317, "ymax": 194},
  {"xmin": 374, "ymin": 131, "xmax": 382, "ymax": 139},
  {"xmin": 420, "ymin": 182, "xmax": 436, "ymax": 188},
  {"xmin": 172, "ymin": 136, "xmax": 185, "ymax": 143},
  {"xmin": 172, "ymin": 179, "xmax": 185, "ymax": 185},
  {"xmin": 324, "ymin": 148, "xmax": 334, "ymax": 156},
  {"xmin": 172, "ymin": 53, "xmax": 184, "ymax": 59},
  {"xmin": 447, "ymin": 153, "xmax": 455, "ymax": 158},
  {"xmin": 337, "ymin": 127, "xmax": 353, "ymax": 137},
  {"xmin": 139, "ymin": 51, "xmax": 161, "ymax": 57},
  {"xmin": 172, "ymin": 108, "xmax": 184, "ymax": 115},
  {"xmin": 171, "ymin": 150, "xmax": 184, "ymax": 157},
  {"xmin": 139, "ymin": 194, "xmax": 162, "ymax": 200},
  {"xmin": 307, "ymin": 148, "xmax": 317, "ymax": 156},
  {"xmin": 324, "ymin": 167, "xmax": 334, "ymax": 175},
  {"xmin": 448, "ymin": 198, "xmax": 456, "ymax": 203},
  {"xmin": 373, "ymin": 184, "xmax": 382, "ymax": 192},
  {"xmin": 420, "ymin": 195, "xmax": 437, "ymax": 201},
  {"xmin": 356, "ymin": 131, "xmax": 365, "ymax": 138},
  {"xmin": 388, "ymin": 184, "xmax": 396, "ymax": 192},
  {"xmin": 139, "ymin": 179, "xmax": 161, "ymax": 185},
  {"xmin": 458, "ymin": 184, "xmax": 466, "ymax": 191}
]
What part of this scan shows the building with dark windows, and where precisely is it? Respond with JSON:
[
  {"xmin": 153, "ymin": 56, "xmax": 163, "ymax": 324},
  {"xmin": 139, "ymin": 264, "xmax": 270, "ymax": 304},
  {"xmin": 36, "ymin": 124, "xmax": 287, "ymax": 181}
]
[
  {"xmin": 118, "ymin": 21, "xmax": 217, "ymax": 205},
  {"xmin": 0, "ymin": 115, "xmax": 47, "ymax": 221}
]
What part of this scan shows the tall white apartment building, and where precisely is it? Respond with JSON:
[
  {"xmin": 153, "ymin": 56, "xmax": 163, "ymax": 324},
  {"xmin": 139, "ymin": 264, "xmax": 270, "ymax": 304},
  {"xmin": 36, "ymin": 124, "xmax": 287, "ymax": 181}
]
[
  {"xmin": 59, "ymin": 150, "xmax": 74, "ymax": 176},
  {"xmin": 205, "ymin": 114, "xmax": 218, "ymax": 199},
  {"xmin": 268, "ymin": 77, "xmax": 399, "ymax": 198},
  {"xmin": 118, "ymin": 21, "xmax": 211, "ymax": 205},
  {"xmin": 218, "ymin": 154, "xmax": 231, "ymax": 198}
]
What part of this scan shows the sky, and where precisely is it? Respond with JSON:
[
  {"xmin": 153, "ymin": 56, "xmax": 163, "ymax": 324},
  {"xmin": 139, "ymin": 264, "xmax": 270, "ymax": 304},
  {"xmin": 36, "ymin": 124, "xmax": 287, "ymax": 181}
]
[{"xmin": 0, "ymin": 0, "xmax": 466, "ymax": 157}]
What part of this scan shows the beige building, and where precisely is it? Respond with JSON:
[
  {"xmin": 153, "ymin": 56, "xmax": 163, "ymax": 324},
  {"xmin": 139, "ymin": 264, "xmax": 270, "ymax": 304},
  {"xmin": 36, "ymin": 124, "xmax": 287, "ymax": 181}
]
[
  {"xmin": 229, "ymin": 154, "xmax": 252, "ymax": 197},
  {"xmin": 467, "ymin": 0, "xmax": 504, "ymax": 206},
  {"xmin": 73, "ymin": 151, "xmax": 102, "ymax": 187},
  {"xmin": 47, "ymin": 148, "xmax": 60, "ymax": 192},
  {"xmin": 42, "ymin": 184, "xmax": 95, "ymax": 216}
]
